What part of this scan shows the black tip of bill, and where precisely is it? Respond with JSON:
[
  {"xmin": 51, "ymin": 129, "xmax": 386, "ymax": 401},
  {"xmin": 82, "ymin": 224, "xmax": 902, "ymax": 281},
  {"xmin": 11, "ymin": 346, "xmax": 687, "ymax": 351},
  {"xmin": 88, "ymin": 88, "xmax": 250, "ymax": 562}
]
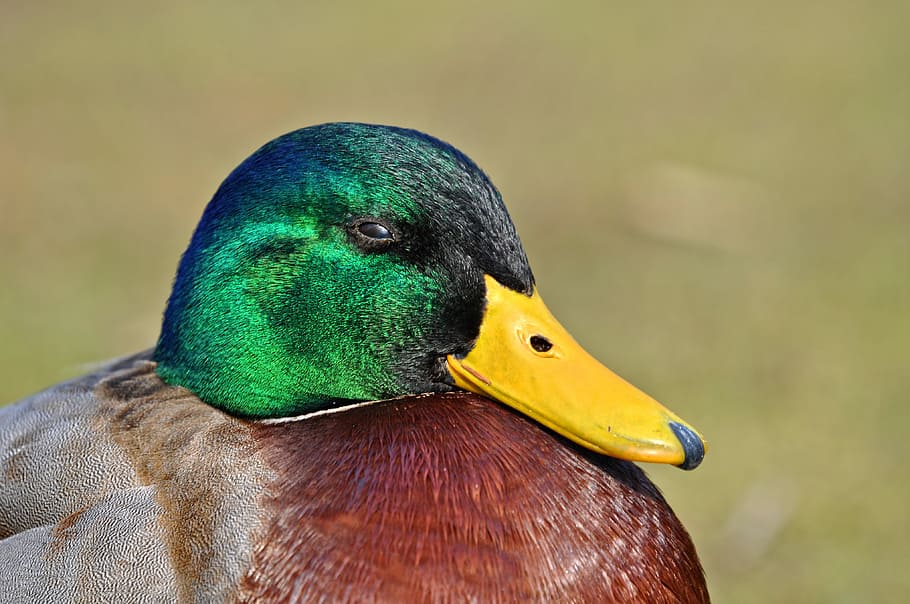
[{"xmin": 669, "ymin": 422, "xmax": 706, "ymax": 470}]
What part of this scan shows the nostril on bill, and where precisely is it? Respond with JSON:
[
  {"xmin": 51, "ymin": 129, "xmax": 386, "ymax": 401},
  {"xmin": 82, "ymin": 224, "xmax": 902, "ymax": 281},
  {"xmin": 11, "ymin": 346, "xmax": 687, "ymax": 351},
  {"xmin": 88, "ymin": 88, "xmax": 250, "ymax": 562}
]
[
  {"xmin": 529, "ymin": 335, "xmax": 553, "ymax": 353},
  {"xmin": 669, "ymin": 422, "xmax": 705, "ymax": 470}
]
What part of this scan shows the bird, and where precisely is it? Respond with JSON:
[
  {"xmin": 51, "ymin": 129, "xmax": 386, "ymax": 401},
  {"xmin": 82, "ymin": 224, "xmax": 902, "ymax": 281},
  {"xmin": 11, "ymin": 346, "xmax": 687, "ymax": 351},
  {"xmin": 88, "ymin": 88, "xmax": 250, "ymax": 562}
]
[{"xmin": 0, "ymin": 123, "xmax": 709, "ymax": 603}]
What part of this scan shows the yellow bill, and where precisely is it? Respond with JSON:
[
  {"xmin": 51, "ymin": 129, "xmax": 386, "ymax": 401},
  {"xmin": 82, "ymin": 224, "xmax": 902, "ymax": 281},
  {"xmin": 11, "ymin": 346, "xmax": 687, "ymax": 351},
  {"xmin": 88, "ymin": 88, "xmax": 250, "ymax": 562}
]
[{"xmin": 447, "ymin": 275, "xmax": 707, "ymax": 469}]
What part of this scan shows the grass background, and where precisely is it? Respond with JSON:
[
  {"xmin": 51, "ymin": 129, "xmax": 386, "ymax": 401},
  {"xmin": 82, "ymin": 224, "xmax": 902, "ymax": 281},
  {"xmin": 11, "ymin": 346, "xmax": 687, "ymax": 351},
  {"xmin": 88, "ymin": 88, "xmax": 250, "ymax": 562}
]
[{"xmin": 2, "ymin": 2, "xmax": 907, "ymax": 601}]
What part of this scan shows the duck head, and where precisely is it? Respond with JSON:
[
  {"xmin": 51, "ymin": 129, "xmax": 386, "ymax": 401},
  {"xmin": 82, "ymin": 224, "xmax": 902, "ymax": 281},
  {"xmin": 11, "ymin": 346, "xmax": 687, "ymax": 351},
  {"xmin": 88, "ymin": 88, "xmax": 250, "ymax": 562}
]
[{"xmin": 154, "ymin": 123, "xmax": 706, "ymax": 469}]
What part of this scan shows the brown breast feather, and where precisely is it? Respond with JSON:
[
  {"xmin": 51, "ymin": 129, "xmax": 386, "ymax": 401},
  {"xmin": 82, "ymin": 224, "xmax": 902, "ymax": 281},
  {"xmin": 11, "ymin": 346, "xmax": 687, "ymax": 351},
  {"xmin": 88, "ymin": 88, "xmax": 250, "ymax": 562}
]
[{"xmin": 240, "ymin": 393, "xmax": 709, "ymax": 603}]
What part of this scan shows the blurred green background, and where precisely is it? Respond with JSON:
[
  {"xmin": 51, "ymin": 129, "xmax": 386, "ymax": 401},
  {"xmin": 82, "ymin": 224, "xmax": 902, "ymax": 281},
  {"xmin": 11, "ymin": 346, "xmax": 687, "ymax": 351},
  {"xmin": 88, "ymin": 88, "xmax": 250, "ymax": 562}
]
[{"xmin": 2, "ymin": 1, "xmax": 907, "ymax": 601}]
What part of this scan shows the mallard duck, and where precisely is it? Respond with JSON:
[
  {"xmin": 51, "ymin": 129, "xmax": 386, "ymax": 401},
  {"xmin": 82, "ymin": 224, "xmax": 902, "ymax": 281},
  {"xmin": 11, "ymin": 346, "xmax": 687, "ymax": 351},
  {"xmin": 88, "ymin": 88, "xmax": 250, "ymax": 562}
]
[{"xmin": 0, "ymin": 123, "xmax": 709, "ymax": 602}]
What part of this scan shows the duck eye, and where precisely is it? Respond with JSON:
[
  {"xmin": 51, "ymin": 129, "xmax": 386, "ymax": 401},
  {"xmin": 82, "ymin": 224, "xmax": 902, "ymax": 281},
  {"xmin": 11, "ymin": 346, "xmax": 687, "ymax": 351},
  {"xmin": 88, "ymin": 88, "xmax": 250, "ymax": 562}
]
[
  {"xmin": 348, "ymin": 218, "xmax": 397, "ymax": 252},
  {"xmin": 357, "ymin": 222, "xmax": 393, "ymax": 241}
]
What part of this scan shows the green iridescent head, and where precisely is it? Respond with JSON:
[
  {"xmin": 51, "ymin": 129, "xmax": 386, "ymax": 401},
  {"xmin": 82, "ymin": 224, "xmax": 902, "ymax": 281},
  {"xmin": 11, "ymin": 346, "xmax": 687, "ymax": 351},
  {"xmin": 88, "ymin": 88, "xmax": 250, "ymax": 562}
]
[{"xmin": 154, "ymin": 123, "xmax": 533, "ymax": 417}]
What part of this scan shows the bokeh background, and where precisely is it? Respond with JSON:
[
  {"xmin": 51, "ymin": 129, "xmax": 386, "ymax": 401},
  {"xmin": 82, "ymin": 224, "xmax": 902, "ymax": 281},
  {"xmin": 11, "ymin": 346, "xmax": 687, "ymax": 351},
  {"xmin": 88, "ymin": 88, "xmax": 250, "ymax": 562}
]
[{"xmin": 2, "ymin": 2, "xmax": 907, "ymax": 601}]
